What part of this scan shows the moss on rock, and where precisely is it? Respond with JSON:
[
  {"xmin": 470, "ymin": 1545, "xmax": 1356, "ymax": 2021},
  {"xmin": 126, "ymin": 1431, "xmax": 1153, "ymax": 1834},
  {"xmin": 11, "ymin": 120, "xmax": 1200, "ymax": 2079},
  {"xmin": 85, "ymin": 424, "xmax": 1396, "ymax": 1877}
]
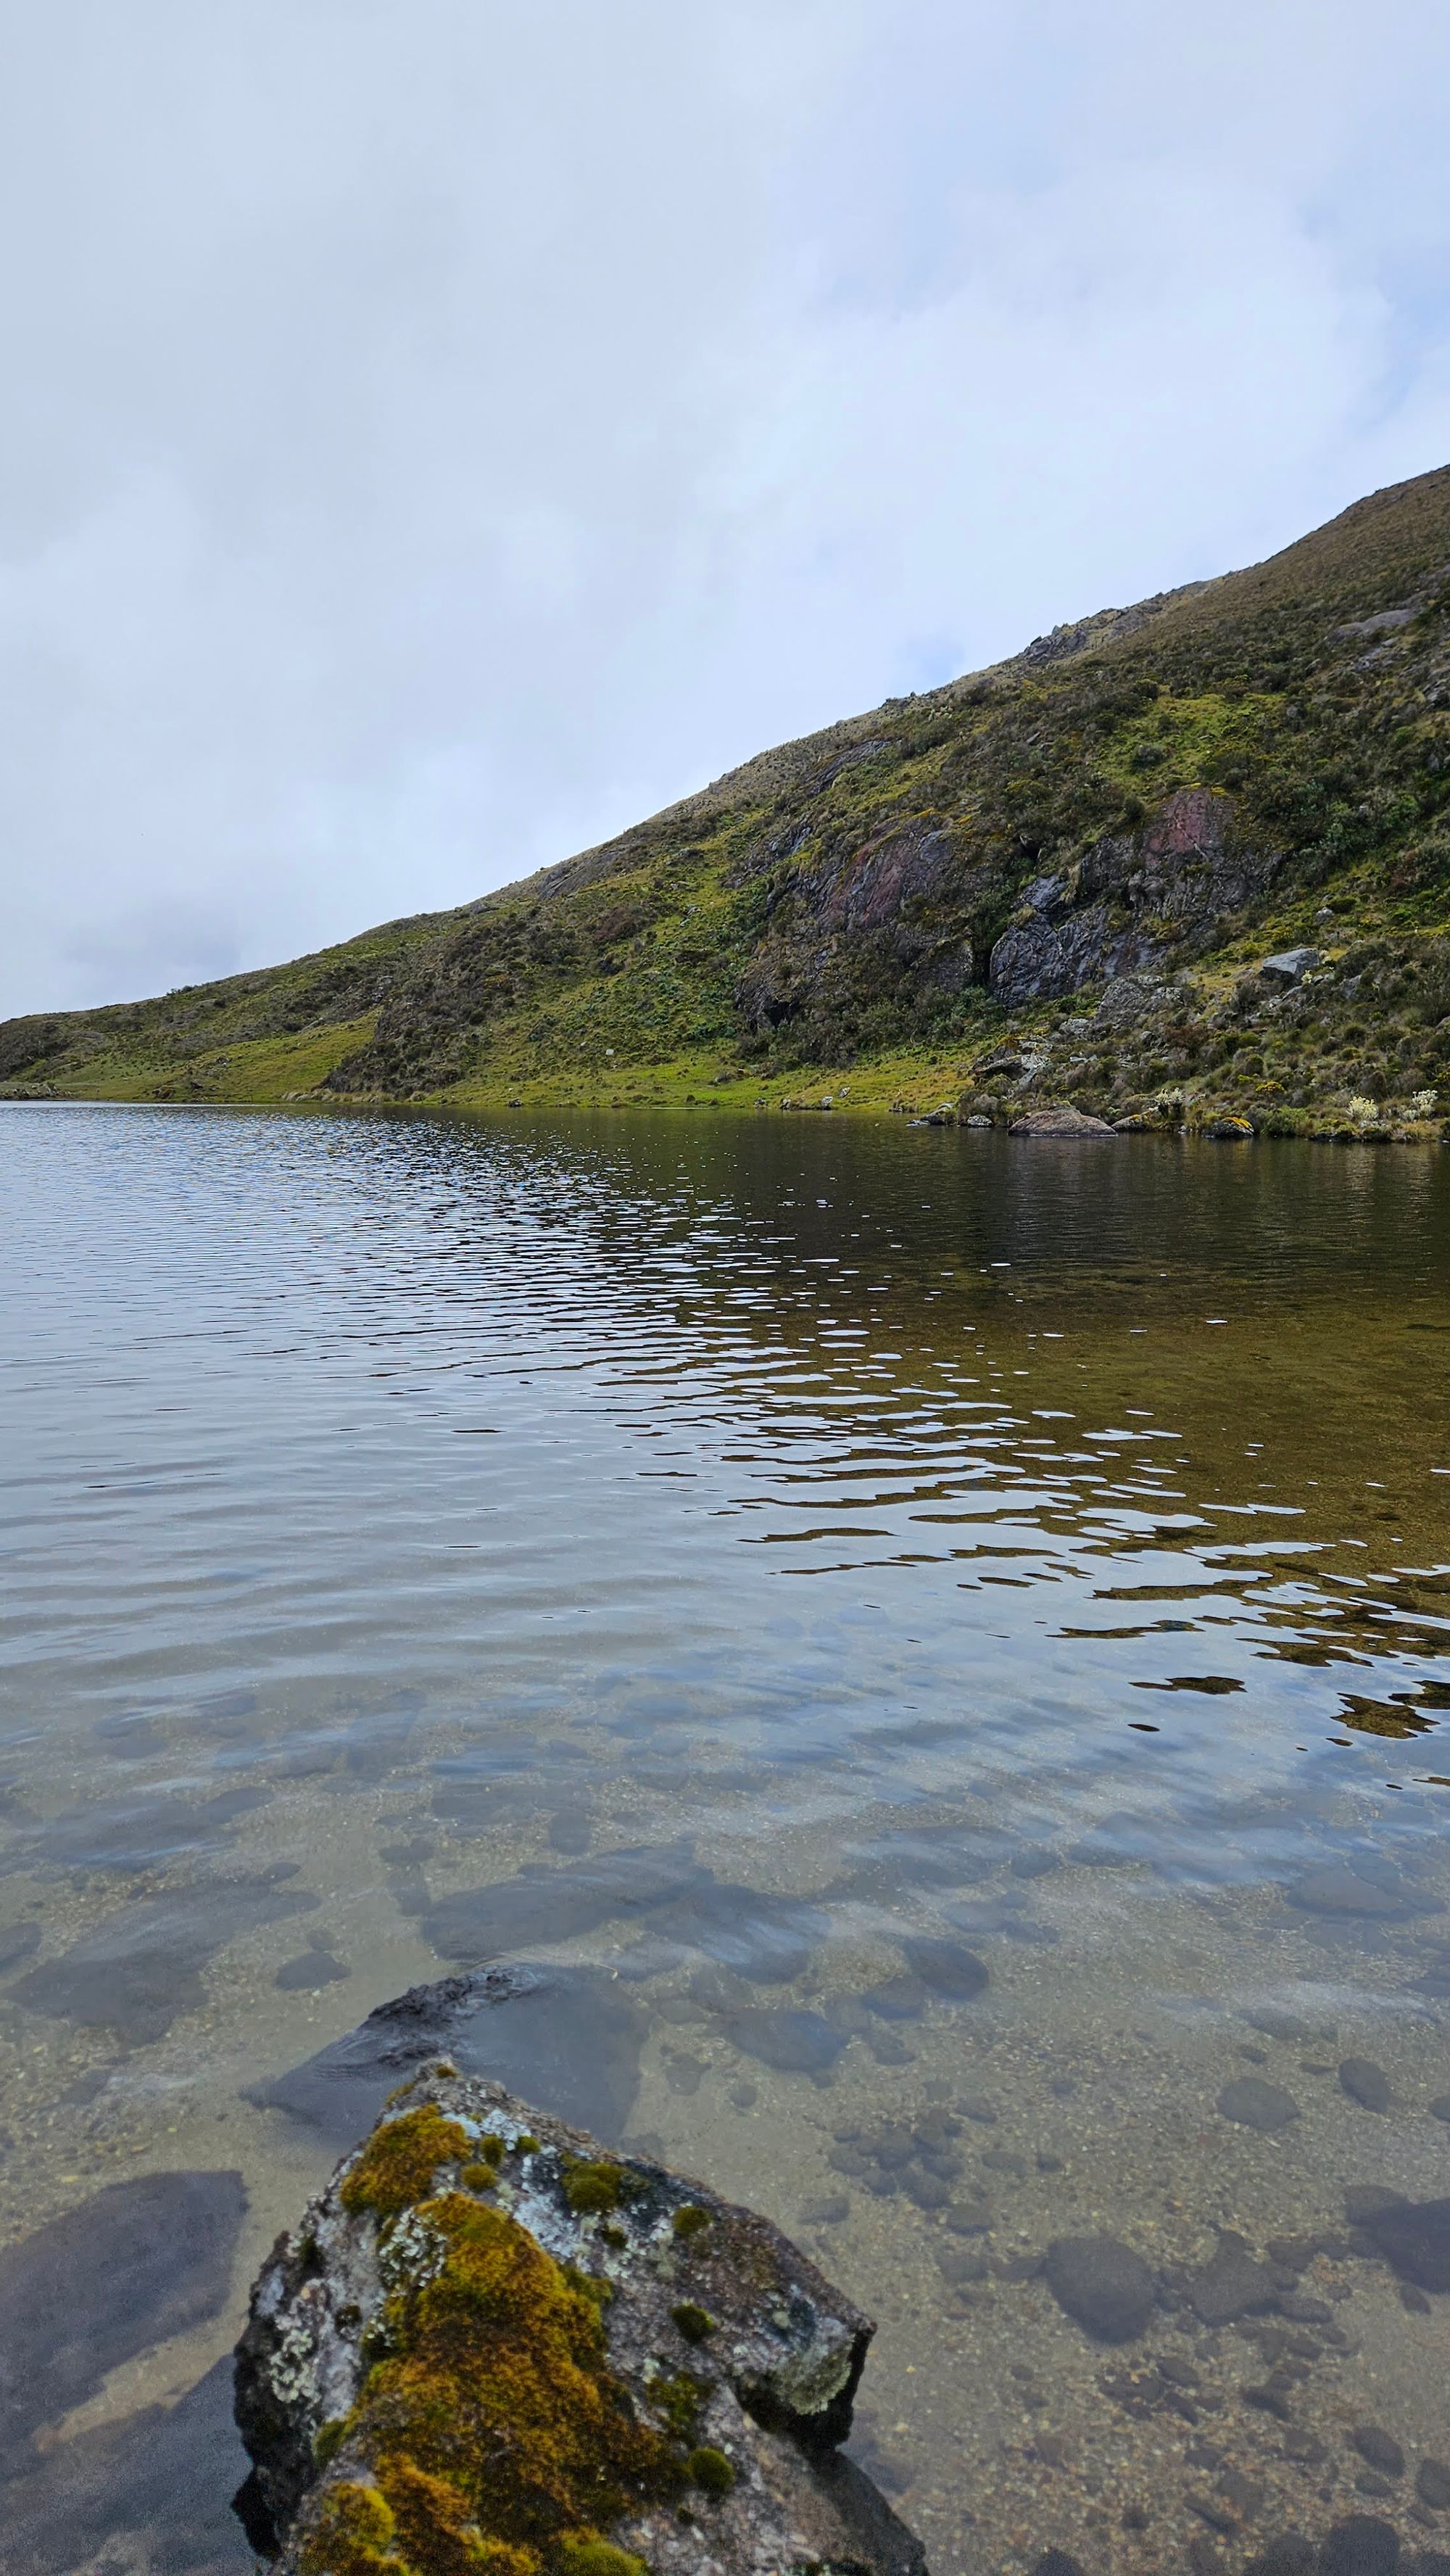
[{"xmin": 302, "ymin": 2112, "xmax": 679, "ymax": 2576}]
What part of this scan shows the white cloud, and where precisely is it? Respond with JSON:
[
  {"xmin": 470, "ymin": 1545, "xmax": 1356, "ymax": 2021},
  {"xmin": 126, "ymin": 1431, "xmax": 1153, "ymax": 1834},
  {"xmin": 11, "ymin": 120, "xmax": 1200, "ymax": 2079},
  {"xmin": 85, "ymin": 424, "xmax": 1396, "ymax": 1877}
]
[{"xmin": 1, "ymin": 0, "xmax": 1446, "ymax": 1014}]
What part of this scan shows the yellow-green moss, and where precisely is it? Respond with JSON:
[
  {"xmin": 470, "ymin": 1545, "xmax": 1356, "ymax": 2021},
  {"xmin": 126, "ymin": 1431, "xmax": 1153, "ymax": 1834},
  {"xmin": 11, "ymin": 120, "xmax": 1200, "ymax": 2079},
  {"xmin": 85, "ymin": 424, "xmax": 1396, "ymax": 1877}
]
[
  {"xmin": 555, "ymin": 2540, "xmax": 648, "ymax": 2576},
  {"xmin": 461, "ymin": 2165, "xmax": 499, "ymax": 2194},
  {"xmin": 668, "ymin": 2304, "xmax": 715, "ymax": 2346},
  {"xmin": 647, "ymin": 2373, "xmax": 708, "ymax": 2444},
  {"xmin": 300, "ymin": 2154, "xmax": 676, "ymax": 2576},
  {"xmin": 562, "ymin": 2159, "xmax": 626, "ymax": 2216},
  {"xmin": 341, "ymin": 2108, "xmax": 473, "ymax": 2222},
  {"xmin": 685, "ymin": 2448, "xmax": 734, "ymax": 2500},
  {"xmin": 669, "ymin": 2206, "xmax": 710, "ymax": 2242},
  {"xmin": 314, "ymin": 2416, "xmax": 351, "ymax": 2471}
]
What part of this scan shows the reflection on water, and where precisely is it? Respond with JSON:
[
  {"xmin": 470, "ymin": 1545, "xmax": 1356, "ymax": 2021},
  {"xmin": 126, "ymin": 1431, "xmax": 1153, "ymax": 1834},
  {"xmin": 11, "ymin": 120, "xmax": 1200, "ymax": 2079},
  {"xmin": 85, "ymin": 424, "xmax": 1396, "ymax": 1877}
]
[{"xmin": 0, "ymin": 1104, "xmax": 1448, "ymax": 2575}]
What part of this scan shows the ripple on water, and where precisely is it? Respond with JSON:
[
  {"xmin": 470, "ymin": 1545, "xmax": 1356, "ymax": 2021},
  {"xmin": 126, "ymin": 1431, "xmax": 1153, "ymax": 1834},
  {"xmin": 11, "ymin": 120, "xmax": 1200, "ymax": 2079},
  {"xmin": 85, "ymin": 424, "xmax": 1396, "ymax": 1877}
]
[{"xmin": 0, "ymin": 1103, "xmax": 1448, "ymax": 2571}]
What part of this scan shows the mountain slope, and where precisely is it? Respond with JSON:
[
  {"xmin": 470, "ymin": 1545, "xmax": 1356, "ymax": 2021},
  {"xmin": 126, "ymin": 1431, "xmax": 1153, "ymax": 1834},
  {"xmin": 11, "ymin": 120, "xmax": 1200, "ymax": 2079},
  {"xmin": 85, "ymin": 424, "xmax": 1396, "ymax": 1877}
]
[{"xmin": 6, "ymin": 464, "xmax": 1450, "ymax": 1135}]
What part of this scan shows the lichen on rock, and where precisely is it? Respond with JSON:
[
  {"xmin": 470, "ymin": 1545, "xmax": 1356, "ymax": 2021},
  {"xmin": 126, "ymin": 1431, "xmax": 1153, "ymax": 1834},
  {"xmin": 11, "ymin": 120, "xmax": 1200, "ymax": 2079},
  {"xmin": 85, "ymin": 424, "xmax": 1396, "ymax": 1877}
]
[{"xmin": 236, "ymin": 2065, "xmax": 927, "ymax": 2576}]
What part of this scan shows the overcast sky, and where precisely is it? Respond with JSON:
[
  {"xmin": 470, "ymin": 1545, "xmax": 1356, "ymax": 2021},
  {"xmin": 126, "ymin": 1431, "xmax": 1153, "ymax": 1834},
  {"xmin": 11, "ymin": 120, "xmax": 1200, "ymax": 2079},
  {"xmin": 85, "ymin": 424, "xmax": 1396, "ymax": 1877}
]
[{"xmin": 3, "ymin": 0, "xmax": 1448, "ymax": 1017}]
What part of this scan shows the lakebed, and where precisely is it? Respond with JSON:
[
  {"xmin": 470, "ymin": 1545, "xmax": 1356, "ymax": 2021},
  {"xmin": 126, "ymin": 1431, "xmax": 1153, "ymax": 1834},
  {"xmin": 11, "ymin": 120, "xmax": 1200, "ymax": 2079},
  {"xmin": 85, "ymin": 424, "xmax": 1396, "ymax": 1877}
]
[{"xmin": 0, "ymin": 1102, "xmax": 1448, "ymax": 2575}]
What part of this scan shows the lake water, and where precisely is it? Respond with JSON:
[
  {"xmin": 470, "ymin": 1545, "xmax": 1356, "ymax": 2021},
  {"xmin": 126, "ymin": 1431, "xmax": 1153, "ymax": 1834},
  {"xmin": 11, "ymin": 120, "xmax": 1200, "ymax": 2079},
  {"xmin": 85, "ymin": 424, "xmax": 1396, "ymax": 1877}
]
[{"xmin": 1, "ymin": 1102, "xmax": 1448, "ymax": 2576}]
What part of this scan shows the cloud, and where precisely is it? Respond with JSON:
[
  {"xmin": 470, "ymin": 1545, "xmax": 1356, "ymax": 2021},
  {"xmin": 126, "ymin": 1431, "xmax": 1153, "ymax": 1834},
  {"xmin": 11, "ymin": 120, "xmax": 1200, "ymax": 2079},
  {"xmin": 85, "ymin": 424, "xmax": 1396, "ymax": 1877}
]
[{"xmin": 1, "ymin": 0, "xmax": 1446, "ymax": 1014}]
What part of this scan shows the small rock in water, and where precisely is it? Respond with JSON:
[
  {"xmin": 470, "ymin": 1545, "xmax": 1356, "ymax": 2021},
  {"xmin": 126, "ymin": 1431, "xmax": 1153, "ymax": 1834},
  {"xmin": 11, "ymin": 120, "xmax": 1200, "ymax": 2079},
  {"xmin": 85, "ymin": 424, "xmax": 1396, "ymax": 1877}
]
[
  {"xmin": 1189, "ymin": 2230, "xmax": 1277, "ymax": 2324},
  {"xmin": 936, "ymin": 2244, "xmax": 989, "ymax": 2287},
  {"xmin": 1031, "ymin": 2553, "xmax": 1087, "ymax": 2576},
  {"xmin": 1417, "ymin": 2458, "xmax": 1450, "ymax": 2509},
  {"xmin": 900, "ymin": 1938, "xmax": 989, "ymax": 2000},
  {"xmin": 801, "ymin": 2192, "xmax": 850, "ymax": 2226},
  {"xmin": 1427, "ymin": 2094, "xmax": 1450, "ymax": 2123},
  {"xmin": 1317, "ymin": 2514, "xmax": 1401, "ymax": 2576},
  {"xmin": 1340, "ymin": 2057, "xmax": 1393, "ymax": 2113},
  {"xmin": 274, "ymin": 1943, "xmax": 351, "ymax": 1991},
  {"xmin": 1358, "ymin": 2195, "xmax": 1450, "ymax": 2292},
  {"xmin": 945, "ymin": 2197, "xmax": 993, "ymax": 2234},
  {"xmin": 956, "ymin": 2090, "xmax": 998, "ymax": 2124},
  {"xmin": 863, "ymin": 1974, "xmax": 929, "ymax": 2022},
  {"xmin": 1217, "ymin": 2076, "xmax": 1300, "ymax": 2131},
  {"xmin": 901, "ymin": 2169, "xmax": 951, "ymax": 2210},
  {"xmin": 1246, "ymin": 2010, "xmax": 1315, "ymax": 2043},
  {"xmin": 1353, "ymin": 2427, "xmax": 1406, "ymax": 2477},
  {"xmin": 1044, "ymin": 2234, "xmax": 1155, "ymax": 2342},
  {"xmin": 1244, "ymin": 2537, "xmax": 1316, "ymax": 2575},
  {"xmin": 723, "ymin": 2005, "xmax": 848, "ymax": 2076}
]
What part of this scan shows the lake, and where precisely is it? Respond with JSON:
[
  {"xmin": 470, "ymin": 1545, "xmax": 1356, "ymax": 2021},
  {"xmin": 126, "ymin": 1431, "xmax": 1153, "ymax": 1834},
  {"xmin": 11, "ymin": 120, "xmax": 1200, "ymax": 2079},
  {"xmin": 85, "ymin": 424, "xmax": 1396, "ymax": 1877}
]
[{"xmin": 1, "ymin": 1102, "xmax": 1448, "ymax": 2575}]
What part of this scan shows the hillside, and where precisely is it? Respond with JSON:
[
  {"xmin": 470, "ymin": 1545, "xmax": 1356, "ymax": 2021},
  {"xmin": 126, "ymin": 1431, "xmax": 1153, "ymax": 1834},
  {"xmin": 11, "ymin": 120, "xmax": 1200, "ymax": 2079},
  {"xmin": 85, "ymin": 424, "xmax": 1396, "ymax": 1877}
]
[{"xmin": 5, "ymin": 464, "xmax": 1450, "ymax": 1137}]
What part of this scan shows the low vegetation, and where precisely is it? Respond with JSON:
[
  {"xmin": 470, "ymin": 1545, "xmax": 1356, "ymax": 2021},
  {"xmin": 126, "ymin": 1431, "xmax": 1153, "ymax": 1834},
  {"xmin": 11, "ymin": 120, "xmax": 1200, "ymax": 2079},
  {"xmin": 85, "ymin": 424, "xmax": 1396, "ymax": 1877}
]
[{"xmin": 6, "ymin": 466, "xmax": 1449, "ymax": 1139}]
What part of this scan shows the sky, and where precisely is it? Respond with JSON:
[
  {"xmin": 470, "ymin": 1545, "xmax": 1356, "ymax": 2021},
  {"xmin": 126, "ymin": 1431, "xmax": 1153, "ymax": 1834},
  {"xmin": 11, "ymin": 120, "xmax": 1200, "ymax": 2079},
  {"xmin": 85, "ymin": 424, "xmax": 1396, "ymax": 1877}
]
[{"xmin": 3, "ymin": 0, "xmax": 1449, "ymax": 1018}]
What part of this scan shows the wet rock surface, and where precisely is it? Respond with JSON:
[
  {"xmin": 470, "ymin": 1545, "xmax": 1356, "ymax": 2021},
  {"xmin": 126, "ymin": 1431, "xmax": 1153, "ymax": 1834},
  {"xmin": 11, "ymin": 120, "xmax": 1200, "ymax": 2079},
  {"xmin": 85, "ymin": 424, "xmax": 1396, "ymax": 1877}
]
[{"xmin": 236, "ymin": 2068, "xmax": 929, "ymax": 2576}]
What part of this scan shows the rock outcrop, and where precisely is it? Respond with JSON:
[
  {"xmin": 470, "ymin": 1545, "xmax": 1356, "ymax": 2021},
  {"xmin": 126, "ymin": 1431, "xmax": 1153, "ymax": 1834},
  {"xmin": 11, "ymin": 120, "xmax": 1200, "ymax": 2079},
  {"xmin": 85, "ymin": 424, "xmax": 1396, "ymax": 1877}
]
[
  {"xmin": 987, "ymin": 789, "xmax": 1280, "ymax": 1007},
  {"xmin": 236, "ymin": 2066, "xmax": 927, "ymax": 2576}
]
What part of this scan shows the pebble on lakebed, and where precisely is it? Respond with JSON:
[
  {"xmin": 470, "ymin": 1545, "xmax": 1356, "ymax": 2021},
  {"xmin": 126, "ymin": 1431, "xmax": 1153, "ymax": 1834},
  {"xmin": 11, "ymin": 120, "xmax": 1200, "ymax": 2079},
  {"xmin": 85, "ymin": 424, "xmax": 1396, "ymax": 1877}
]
[{"xmin": 234, "ymin": 2065, "xmax": 929, "ymax": 2576}]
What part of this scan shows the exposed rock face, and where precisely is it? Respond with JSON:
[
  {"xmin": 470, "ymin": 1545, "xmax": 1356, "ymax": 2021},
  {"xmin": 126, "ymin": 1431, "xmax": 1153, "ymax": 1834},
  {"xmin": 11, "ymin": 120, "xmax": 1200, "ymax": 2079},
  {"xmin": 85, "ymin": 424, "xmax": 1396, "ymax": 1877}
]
[
  {"xmin": 236, "ymin": 2068, "xmax": 927, "ymax": 2576},
  {"xmin": 988, "ymin": 790, "xmax": 1279, "ymax": 1006}
]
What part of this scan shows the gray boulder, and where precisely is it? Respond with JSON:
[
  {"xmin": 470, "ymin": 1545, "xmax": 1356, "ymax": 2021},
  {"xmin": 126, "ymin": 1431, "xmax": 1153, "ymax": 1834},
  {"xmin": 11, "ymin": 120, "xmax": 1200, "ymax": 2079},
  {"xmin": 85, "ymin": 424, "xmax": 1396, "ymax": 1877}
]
[
  {"xmin": 235, "ymin": 2067, "xmax": 927, "ymax": 2576},
  {"xmin": 1008, "ymin": 1105, "xmax": 1117, "ymax": 1139},
  {"xmin": 1257, "ymin": 948, "xmax": 1320, "ymax": 986}
]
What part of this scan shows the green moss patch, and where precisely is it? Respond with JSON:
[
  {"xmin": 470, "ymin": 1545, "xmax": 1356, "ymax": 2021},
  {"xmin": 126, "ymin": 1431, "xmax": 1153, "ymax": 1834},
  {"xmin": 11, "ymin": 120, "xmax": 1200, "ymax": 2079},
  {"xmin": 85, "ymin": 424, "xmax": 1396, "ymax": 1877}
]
[
  {"xmin": 341, "ymin": 2108, "xmax": 473, "ymax": 2222},
  {"xmin": 668, "ymin": 2304, "xmax": 716, "ymax": 2346},
  {"xmin": 303, "ymin": 2113, "xmax": 681, "ymax": 2576}
]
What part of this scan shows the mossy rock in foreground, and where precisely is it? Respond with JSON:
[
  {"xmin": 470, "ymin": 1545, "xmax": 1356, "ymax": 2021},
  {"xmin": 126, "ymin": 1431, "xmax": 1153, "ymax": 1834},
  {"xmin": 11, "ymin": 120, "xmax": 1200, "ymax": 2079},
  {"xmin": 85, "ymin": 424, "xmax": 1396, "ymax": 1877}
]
[{"xmin": 235, "ymin": 2067, "xmax": 927, "ymax": 2576}]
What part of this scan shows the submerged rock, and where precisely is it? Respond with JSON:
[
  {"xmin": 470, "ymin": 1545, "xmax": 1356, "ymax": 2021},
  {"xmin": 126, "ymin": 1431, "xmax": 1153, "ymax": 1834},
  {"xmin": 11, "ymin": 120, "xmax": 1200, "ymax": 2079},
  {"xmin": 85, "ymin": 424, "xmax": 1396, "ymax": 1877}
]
[
  {"xmin": 1043, "ymin": 2234, "xmax": 1155, "ymax": 2342},
  {"xmin": 235, "ymin": 2068, "xmax": 927, "ymax": 2576},
  {"xmin": 1339, "ymin": 2057, "xmax": 1393, "ymax": 2114},
  {"xmin": 1217, "ymin": 2076, "xmax": 1299, "ymax": 2131},
  {"xmin": 249, "ymin": 1962, "xmax": 649, "ymax": 2147},
  {"xmin": 1188, "ymin": 2230, "xmax": 1277, "ymax": 2325},
  {"xmin": 1356, "ymin": 2195, "xmax": 1450, "ymax": 2292}
]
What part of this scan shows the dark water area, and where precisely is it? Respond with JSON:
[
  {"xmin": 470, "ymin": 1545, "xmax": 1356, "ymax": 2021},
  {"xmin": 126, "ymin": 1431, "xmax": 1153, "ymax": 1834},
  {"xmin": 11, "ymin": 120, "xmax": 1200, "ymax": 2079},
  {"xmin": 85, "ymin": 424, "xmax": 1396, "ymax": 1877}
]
[{"xmin": 1, "ymin": 1102, "xmax": 1448, "ymax": 2575}]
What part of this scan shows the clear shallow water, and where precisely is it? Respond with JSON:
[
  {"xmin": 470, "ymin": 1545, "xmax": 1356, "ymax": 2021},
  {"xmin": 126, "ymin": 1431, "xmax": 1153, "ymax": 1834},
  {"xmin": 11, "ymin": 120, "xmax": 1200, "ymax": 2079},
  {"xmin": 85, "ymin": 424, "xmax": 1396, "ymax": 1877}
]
[{"xmin": 1, "ymin": 1103, "xmax": 1449, "ymax": 2575}]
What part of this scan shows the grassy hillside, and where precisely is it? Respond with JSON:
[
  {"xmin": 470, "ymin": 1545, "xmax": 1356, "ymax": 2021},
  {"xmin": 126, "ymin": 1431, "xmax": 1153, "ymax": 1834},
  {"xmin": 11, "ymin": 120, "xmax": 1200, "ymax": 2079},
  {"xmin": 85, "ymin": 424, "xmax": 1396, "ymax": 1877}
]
[{"xmin": 6, "ymin": 464, "xmax": 1450, "ymax": 1139}]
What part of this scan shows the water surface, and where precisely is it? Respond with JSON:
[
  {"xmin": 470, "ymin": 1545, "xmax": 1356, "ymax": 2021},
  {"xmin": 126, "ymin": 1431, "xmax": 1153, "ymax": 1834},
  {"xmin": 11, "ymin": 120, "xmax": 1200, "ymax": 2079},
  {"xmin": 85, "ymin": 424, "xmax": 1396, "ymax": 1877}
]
[{"xmin": 1, "ymin": 1105, "xmax": 1448, "ymax": 2574}]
